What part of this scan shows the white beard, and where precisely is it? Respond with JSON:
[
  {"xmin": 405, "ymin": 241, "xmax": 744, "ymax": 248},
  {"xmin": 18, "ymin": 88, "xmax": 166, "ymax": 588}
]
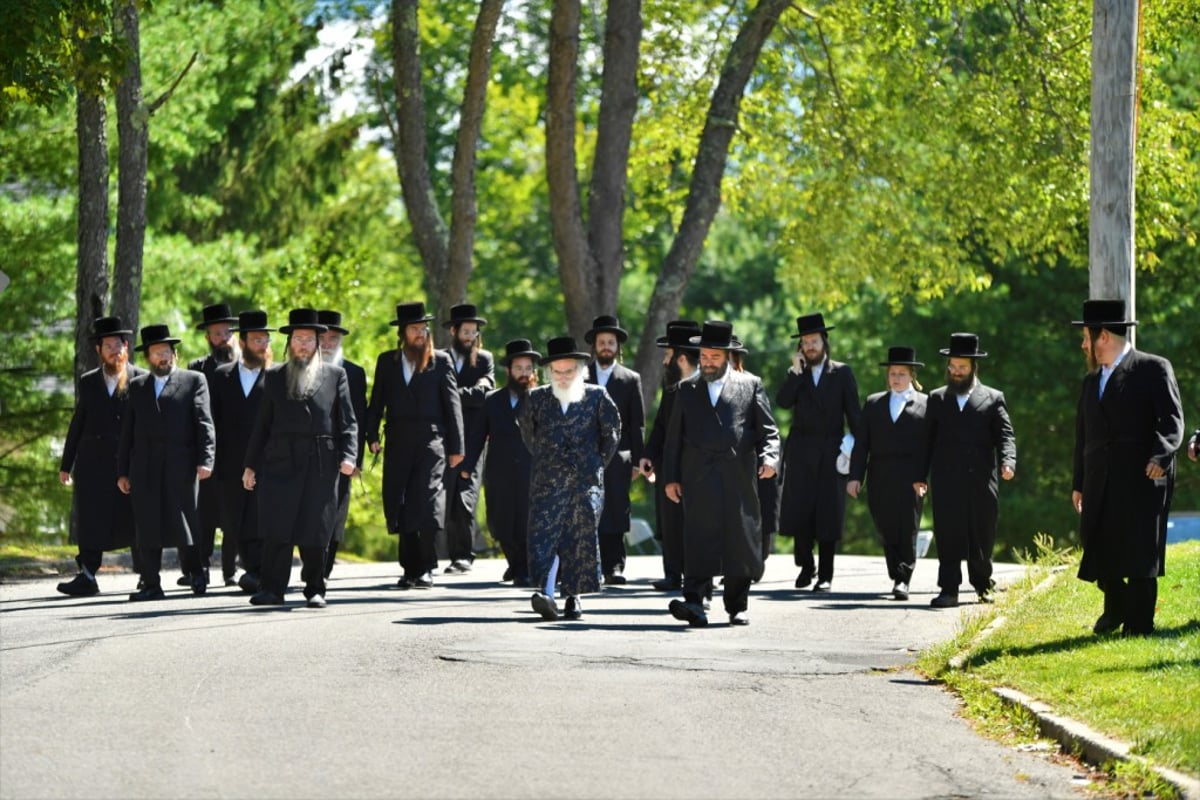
[
  {"xmin": 550, "ymin": 368, "xmax": 586, "ymax": 407},
  {"xmin": 321, "ymin": 345, "xmax": 344, "ymax": 366}
]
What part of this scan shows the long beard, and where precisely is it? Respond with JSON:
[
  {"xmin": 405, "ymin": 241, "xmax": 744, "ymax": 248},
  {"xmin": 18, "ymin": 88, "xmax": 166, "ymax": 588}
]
[
  {"xmin": 150, "ymin": 362, "xmax": 173, "ymax": 378},
  {"xmin": 403, "ymin": 339, "xmax": 428, "ymax": 366},
  {"xmin": 103, "ymin": 352, "xmax": 129, "ymax": 396},
  {"xmin": 946, "ymin": 369, "xmax": 975, "ymax": 395},
  {"xmin": 509, "ymin": 375, "xmax": 531, "ymax": 397},
  {"xmin": 210, "ymin": 342, "xmax": 238, "ymax": 364},
  {"xmin": 321, "ymin": 345, "xmax": 344, "ymax": 367},
  {"xmin": 287, "ymin": 354, "xmax": 322, "ymax": 400},
  {"xmin": 452, "ymin": 338, "xmax": 473, "ymax": 359},
  {"xmin": 663, "ymin": 359, "xmax": 683, "ymax": 388},
  {"xmin": 551, "ymin": 369, "xmax": 586, "ymax": 406}
]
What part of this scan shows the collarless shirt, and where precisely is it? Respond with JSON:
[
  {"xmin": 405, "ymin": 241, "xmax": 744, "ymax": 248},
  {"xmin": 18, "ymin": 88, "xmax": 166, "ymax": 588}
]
[
  {"xmin": 1099, "ymin": 341, "xmax": 1133, "ymax": 398},
  {"xmin": 706, "ymin": 366, "xmax": 729, "ymax": 407},
  {"xmin": 955, "ymin": 379, "xmax": 977, "ymax": 411},
  {"xmin": 810, "ymin": 359, "xmax": 825, "ymax": 387},
  {"xmin": 594, "ymin": 362, "xmax": 615, "ymax": 388},
  {"xmin": 103, "ymin": 370, "xmax": 119, "ymax": 397},
  {"xmin": 402, "ymin": 357, "xmax": 416, "ymax": 384},
  {"xmin": 153, "ymin": 368, "xmax": 173, "ymax": 399},
  {"xmin": 238, "ymin": 362, "xmax": 261, "ymax": 397}
]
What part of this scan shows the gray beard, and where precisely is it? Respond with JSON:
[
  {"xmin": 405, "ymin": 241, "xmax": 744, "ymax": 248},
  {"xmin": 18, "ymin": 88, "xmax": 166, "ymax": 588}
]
[
  {"xmin": 287, "ymin": 354, "xmax": 322, "ymax": 400},
  {"xmin": 321, "ymin": 346, "xmax": 344, "ymax": 367},
  {"xmin": 551, "ymin": 370, "xmax": 586, "ymax": 406}
]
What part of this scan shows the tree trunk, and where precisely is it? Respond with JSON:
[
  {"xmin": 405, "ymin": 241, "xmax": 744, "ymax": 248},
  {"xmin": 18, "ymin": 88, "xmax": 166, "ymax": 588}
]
[
  {"xmin": 74, "ymin": 88, "xmax": 109, "ymax": 389},
  {"xmin": 1089, "ymin": 0, "xmax": 1138, "ymax": 344},
  {"xmin": 444, "ymin": 0, "xmax": 505, "ymax": 318},
  {"xmin": 633, "ymin": 0, "xmax": 792, "ymax": 407},
  {"xmin": 112, "ymin": 0, "xmax": 146, "ymax": 337}
]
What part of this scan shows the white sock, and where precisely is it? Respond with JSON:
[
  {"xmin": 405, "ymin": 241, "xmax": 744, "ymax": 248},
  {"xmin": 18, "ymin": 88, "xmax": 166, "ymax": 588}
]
[{"xmin": 543, "ymin": 555, "xmax": 560, "ymax": 598}]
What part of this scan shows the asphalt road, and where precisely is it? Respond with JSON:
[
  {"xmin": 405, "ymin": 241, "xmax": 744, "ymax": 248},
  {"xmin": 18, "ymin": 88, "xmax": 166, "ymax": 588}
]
[{"xmin": 0, "ymin": 553, "xmax": 1088, "ymax": 799}]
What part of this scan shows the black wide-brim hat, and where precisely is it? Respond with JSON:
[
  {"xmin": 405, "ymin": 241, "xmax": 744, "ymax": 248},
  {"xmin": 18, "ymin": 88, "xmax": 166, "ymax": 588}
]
[
  {"xmin": 194, "ymin": 303, "xmax": 238, "ymax": 330},
  {"xmin": 234, "ymin": 310, "xmax": 274, "ymax": 333},
  {"xmin": 502, "ymin": 338, "xmax": 541, "ymax": 367},
  {"xmin": 539, "ymin": 336, "xmax": 591, "ymax": 364},
  {"xmin": 688, "ymin": 320, "xmax": 739, "ymax": 351},
  {"xmin": 939, "ymin": 332, "xmax": 988, "ymax": 359},
  {"xmin": 390, "ymin": 301, "xmax": 435, "ymax": 327},
  {"xmin": 443, "ymin": 303, "xmax": 488, "ymax": 329},
  {"xmin": 279, "ymin": 308, "xmax": 328, "ymax": 334},
  {"xmin": 316, "ymin": 309, "xmax": 349, "ymax": 334},
  {"xmin": 134, "ymin": 323, "xmax": 181, "ymax": 352},
  {"xmin": 879, "ymin": 345, "xmax": 924, "ymax": 367},
  {"xmin": 584, "ymin": 314, "xmax": 628, "ymax": 344},
  {"xmin": 90, "ymin": 316, "xmax": 133, "ymax": 340},
  {"xmin": 1070, "ymin": 299, "xmax": 1137, "ymax": 329},
  {"xmin": 656, "ymin": 320, "xmax": 701, "ymax": 349},
  {"xmin": 791, "ymin": 312, "xmax": 834, "ymax": 339}
]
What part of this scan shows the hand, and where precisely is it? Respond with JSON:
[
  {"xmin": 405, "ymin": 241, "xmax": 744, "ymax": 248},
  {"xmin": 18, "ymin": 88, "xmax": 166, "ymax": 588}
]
[
  {"xmin": 352, "ymin": 466, "xmax": 362, "ymax": 478},
  {"xmin": 369, "ymin": 441, "xmax": 381, "ymax": 455},
  {"xmin": 1072, "ymin": 490, "xmax": 1083, "ymax": 514},
  {"xmin": 59, "ymin": 470, "xmax": 72, "ymax": 486},
  {"xmin": 758, "ymin": 464, "xmax": 776, "ymax": 480},
  {"xmin": 243, "ymin": 468, "xmax": 256, "ymax": 492},
  {"xmin": 638, "ymin": 457, "xmax": 653, "ymax": 474},
  {"xmin": 912, "ymin": 482, "xmax": 928, "ymax": 498},
  {"xmin": 790, "ymin": 352, "xmax": 803, "ymax": 374},
  {"xmin": 1145, "ymin": 461, "xmax": 1165, "ymax": 480},
  {"xmin": 665, "ymin": 482, "xmax": 683, "ymax": 503},
  {"xmin": 1001, "ymin": 465, "xmax": 1015, "ymax": 481},
  {"xmin": 1189, "ymin": 438, "xmax": 1198, "ymax": 462},
  {"xmin": 117, "ymin": 476, "xmax": 131, "ymax": 495},
  {"xmin": 339, "ymin": 461, "xmax": 355, "ymax": 476},
  {"xmin": 448, "ymin": 453, "xmax": 464, "ymax": 469},
  {"xmin": 460, "ymin": 470, "xmax": 471, "ymax": 480},
  {"xmin": 631, "ymin": 465, "xmax": 643, "ymax": 480},
  {"xmin": 197, "ymin": 466, "xmax": 212, "ymax": 480},
  {"xmin": 846, "ymin": 480, "xmax": 860, "ymax": 499}
]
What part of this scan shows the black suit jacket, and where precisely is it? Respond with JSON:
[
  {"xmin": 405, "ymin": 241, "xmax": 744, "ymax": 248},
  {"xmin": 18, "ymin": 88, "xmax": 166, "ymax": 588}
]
[
  {"xmin": 587, "ymin": 362, "xmax": 642, "ymax": 534},
  {"xmin": 850, "ymin": 389, "xmax": 929, "ymax": 533}
]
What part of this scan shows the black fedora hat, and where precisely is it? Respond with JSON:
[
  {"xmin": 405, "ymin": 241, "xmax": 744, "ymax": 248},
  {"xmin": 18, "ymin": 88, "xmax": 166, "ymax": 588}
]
[
  {"xmin": 443, "ymin": 303, "xmax": 488, "ymax": 329},
  {"xmin": 791, "ymin": 312, "xmax": 834, "ymax": 339},
  {"xmin": 1070, "ymin": 299, "xmax": 1137, "ymax": 330},
  {"xmin": 584, "ymin": 314, "xmax": 628, "ymax": 344},
  {"xmin": 539, "ymin": 336, "xmax": 591, "ymax": 365},
  {"xmin": 879, "ymin": 345, "xmax": 924, "ymax": 367},
  {"xmin": 134, "ymin": 323, "xmax": 181, "ymax": 353},
  {"xmin": 279, "ymin": 308, "xmax": 327, "ymax": 334},
  {"xmin": 939, "ymin": 332, "xmax": 988, "ymax": 359},
  {"xmin": 502, "ymin": 338, "xmax": 541, "ymax": 367},
  {"xmin": 90, "ymin": 316, "xmax": 132, "ymax": 340},
  {"xmin": 688, "ymin": 320, "xmax": 739, "ymax": 351},
  {"xmin": 656, "ymin": 320, "xmax": 701, "ymax": 349},
  {"xmin": 390, "ymin": 301, "xmax": 435, "ymax": 327},
  {"xmin": 234, "ymin": 310, "xmax": 274, "ymax": 333},
  {"xmin": 316, "ymin": 309, "xmax": 349, "ymax": 334},
  {"xmin": 194, "ymin": 303, "xmax": 238, "ymax": 330}
]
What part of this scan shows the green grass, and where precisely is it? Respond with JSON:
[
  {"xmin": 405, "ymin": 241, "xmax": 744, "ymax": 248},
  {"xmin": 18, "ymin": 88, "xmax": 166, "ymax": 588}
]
[
  {"xmin": 0, "ymin": 542, "xmax": 78, "ymax": 577},
  {"xmin": 920, "ymin": 539, "xmax": 1200, "ymax": 788}
]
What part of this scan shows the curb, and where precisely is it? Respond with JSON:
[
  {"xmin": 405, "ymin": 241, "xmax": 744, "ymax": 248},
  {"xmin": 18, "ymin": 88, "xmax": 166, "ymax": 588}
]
[{"xmin": 994, "ymin": 687, "xmax": 1200, "ymax": 800}]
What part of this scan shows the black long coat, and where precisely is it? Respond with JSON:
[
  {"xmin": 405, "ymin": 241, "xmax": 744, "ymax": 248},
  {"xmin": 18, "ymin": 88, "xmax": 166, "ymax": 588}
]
[
  {"xmin": 188, "ymin": 354, "xmax": 229, "ymax": 536},
  {"xmin": 644, "ymin": 383, "xmax": 682, "ymax": 544},
  {"xmin": 925, "ymin": 382, "xmax": 1016, "ymax": 554},
  {"xmin": 587, "ymin": 362, "xmax": 645, "ymax": 535},
  {"xmin": 331, "ymin": 357, "xmax": 369, "ymax": 543},
  {"xmin": 775, "ymin": 360, "xmax": 861, "ymax": 542},
  {"xmin": 850, "ymin": 390, "xmax": 929, "ymax": 541},
  {"xmin": 117, "ymin": 368, "xmax": 216, "ymax": 549},
  {"xmin": 60, "ymin": 363, "xmax": 146, "ymax": 551},
  {"xmin": 1073, "ymin": 349, "xmax": 1184, "ymax": 582},
  {"xmin": 243, "ymin": 363, "xmax": 358, "ymax": 548},
  {"xmin": 209, "ymin": 362, "xmax": 266, "ymax": 545},
  {"xmin": 445, "ymin": 349, "xmax": 495, "ymax": 517},
  {"xmin": 462, "ymin": 387, "xmax": 531, "ymax": 558},
  {"xmin": 662, "ymin": 369, "xmax": 780, "ymax": 578},
  {"xmin": 365, "ymin": 350, "xmax": 463, "ymax": 534}
]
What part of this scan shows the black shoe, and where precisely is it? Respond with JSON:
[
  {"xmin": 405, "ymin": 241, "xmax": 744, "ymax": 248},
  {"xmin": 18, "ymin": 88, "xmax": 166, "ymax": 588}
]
[
  {"xmin": 531, "ymin": 592, "xmax": 560, "ymax": 621},
  {"xmin": 413, "ymin": 572, "xmax": 434, "ymax": 589},
  {"xmin": 176, "ymin": 575, "xmax": 191, "ymax": 586},
  {"xmin": 668, "ymin": 599, "xmax": 708, "ymax": 627},
  {"xmin": 652, "ymin": 576, "xmax": 682, "ymax": 591},
  {"xmin": 238, "ymin": 572, "xmax": 261, "ymax": 594},
  {"xmin": 501, "ymin": 565, "xmax": 514, "ymax": 582},
  {"xmin": 396, "ymin": 575, "xmax": 413, "ymax": 590},
  {"xmin": 604, "ymin": 568, "xmax": 627, "ymax": 586},
  {"xmin": 512, "ymin": 575, "xmax": 531, "ymax": 588},
  {"xmin": 729, "ymin": 611, "xmax": 750, "ymax": 626},
  {"xmin": 794, "ymin": 569, "xmax": 814, "ymax": 589},
  {"xmin": 812, "ymin": 580, "xmax": 831, "ymax": 593},
  {"xmin": 1093, "ymin": 613, "xmax": 1123, "ymax": 634},
  {"xmin": 57, "ymin": 573, "xmax": 99, "ymax": 597},
  {"xmin": 930, "ymin": 591, "xmax": 959, "ymax": 608},
  {"xmin": 892, "ymin": 581, "xmax": 910, "ymax": 601},
  {"xmin": 249, "ymin": 590, "xmax": 284, "ymax": 606},
  {"xmin": 191, "ymin": 568, "xmax": 209, "ymax": 596},
  {"xmin": 129, "ymin": 586, "xmax": 165, "ymax": 602},
  {"xmin": 564, "ymin": 595, "xmax": 582, "ymax": 620}
]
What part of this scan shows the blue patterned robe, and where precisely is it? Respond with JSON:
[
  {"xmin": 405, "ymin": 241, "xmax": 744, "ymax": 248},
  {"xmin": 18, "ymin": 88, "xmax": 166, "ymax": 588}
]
[{"xmin": 519, "ymin": 384, "xmax": 620, "ymax": 595}]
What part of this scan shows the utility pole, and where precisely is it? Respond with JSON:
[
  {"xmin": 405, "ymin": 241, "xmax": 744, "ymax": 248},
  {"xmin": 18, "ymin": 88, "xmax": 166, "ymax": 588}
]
[{"xmin": 1090, "ymin": 0, "xmax": 1139, "ymax": 342}]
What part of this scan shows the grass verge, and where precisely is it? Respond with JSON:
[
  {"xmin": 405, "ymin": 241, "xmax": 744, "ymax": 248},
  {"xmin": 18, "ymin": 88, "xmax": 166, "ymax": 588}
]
[{"xmin": 918, "ymin": 537, "xmax": 1199, "ymax": 797}]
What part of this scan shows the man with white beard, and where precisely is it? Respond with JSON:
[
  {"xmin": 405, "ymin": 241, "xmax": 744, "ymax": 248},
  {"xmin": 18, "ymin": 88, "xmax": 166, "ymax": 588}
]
[
  {"xmin": 57, "ymin": 316, "xmax": 146, "ymax": 595},
  {"xmin": 317, "ymin": 309, "xmax": 368, "ymax": 578},
  {"xmin": 519, "ymin": 337, "xmax": 620, "ymax": 621},
  {"xmin": 242, "ymin": 309, "xmax": 357, "ymax": 608}
]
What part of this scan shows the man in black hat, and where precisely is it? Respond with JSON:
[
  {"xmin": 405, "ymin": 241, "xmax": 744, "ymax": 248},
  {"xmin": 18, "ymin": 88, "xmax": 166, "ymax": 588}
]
[
  {"xmin": 241, "ymin": 309, "xmax": 358, "ymax": 608},
  {"xmin": 520, "ymin": 337, "xmax": 620, "ymax": 620},
  {"xmin": 460, "ymin": 339, "xmax": 541, "ymax": 587},
  {"xmin": 640, "ymin": 320, "xmax": 701, "ymax": 592},
  {"xmin": 366, "ymin": 301, "xmax": 465, "ymax": 589},
  {"xmin": 662, "ymin": 321, "xmax": 780, "ymax": 627},
  {"xmin": 317, "ymin": 309, "xmax": 369, "ymax": 578},
  {"xmin": 847, "ymin": 346, "xmax": 930, "ymax": 601},
  {"xmin": 1070, "ymin": 300, "xmax": 1184, "ymax": 636},
  {"xmin": 209, "ymin": 310, "xmax": 274, "ymax": 594},
  {"xmin": 925, "ymin": 332, "xmax": 1017, "ymax": 608},
  {"xmin": 189, "ymin": 303, "xmax": 240, "ymax": 586},
  {"xmin": 775, "ymin": 313, "xmax": 862, "ymax": 592},
  {"xmin": 57, "ymin": 317, "xmax": 146, "ymax": 596},
  {"xmin": 441, "ymin": 303, "xmax": 495, "ymax": 574},
  {"xmin": 117, "ymin": 324, "xmax": 216, "ymax": 601},
  {"xmin": 584, "ymin": 314, "xmax": 644, "ymax": 585}
]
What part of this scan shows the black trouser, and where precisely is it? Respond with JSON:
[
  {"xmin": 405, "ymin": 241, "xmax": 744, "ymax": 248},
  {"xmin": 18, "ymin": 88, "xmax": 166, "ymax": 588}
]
[
  {"xmin": 221, "ymin": 535, "xmax": 238, "ymax": 579},
  {"xmin": 260, "ymin": 540, "xmax": 327, "ymax": 599},
  {"xmin": 139, "ymin": 545, "xmax": 202, "ymax": 589},
  {"xmin": 882, "ymin": 531, "xmax": 917, "ymax": 584},
  {"xmin": 684, "ymin": 575, "xmax": 751, "ymax": 614},
  {"xmin": 77, "ymin": 548, "xmax": 103, "ymax": 575},
  {"xmin": 444, "ymin": 501, "xmax": 477, "ymax": 563},
  {"xmin": 794, "ymin": 539, "xmax": 836, "ymax": 582},
  {"xmin": 399, "ymin": 529, "xmax": 439, "ymax": 576},
  {"xmin": 655, "ymin": 487, "xmax": 685, "ymax": 581},
  {"xmin": 936, "ymin": 551, "xmax": 993, "ymax": 595},
  {"xmin": 1100, "ymin": 577, "xmax": 1158, "ymax": 635},
  {"xmin": 192, "ymin": 479, "xmax": 221, "ymax": 573},
  {"xmin": 599, "ymin": 531, "xmax": 626, "ymax": 575}
]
